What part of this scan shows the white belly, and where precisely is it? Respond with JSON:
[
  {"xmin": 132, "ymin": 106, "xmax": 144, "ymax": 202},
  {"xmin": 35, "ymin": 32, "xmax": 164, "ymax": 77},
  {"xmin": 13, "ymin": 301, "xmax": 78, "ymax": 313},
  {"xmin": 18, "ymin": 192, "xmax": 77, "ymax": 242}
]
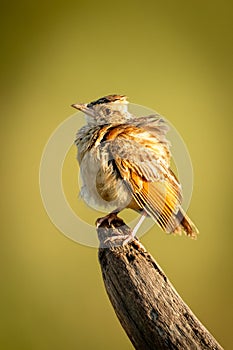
[{"xmin": 79, "ymin": 148, "xmax": 132, "ymax": 212}]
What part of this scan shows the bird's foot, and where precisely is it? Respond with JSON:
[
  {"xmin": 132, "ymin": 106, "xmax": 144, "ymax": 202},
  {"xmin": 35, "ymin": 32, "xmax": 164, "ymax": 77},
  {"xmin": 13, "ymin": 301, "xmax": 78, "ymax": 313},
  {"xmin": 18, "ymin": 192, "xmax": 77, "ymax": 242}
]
[
  {"xmin": 96, "ymin": 213, "xmax": 136, "ymax": 247},
  {"xmin": 96, "ymin": 212, "xmax": 120, "ymax": 228},
  {"xmin": 104, "ymin": 231, "xmax": 135, "ymax": 246}
]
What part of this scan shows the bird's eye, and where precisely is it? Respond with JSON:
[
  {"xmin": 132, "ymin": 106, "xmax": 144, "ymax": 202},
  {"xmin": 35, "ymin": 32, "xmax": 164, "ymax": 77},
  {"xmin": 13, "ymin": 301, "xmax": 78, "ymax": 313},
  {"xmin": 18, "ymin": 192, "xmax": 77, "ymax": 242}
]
[{"xmin": 105, "ymin": 108, "xmax": 111, "ymax": 115}]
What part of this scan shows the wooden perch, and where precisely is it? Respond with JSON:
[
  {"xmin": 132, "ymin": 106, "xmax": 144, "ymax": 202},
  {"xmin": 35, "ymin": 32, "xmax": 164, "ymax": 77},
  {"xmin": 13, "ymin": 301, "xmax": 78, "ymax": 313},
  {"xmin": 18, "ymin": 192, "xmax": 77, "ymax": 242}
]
[{"xmin": 97, "ymin": 216, "xmax": 223, "ymax": 350}]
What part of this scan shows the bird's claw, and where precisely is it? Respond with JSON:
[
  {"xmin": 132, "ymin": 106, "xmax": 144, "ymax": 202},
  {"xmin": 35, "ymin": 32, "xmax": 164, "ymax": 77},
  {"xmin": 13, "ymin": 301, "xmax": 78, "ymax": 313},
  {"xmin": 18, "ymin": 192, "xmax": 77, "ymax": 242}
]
[
  {"xmin": 96, "ymin": 212, "xmax": 119, "ymax": 228},
  {"xmin": 104, "ymin": 232, "xmax": 134, "ymax": 247}
]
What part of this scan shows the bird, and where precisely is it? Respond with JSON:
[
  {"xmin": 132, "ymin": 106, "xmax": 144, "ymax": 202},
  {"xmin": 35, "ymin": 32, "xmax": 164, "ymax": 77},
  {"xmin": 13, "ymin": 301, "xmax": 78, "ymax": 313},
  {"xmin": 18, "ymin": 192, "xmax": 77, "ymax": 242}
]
[{"xmin": 72, "ymin": 94, "xmax": 198, "ymax": 243}]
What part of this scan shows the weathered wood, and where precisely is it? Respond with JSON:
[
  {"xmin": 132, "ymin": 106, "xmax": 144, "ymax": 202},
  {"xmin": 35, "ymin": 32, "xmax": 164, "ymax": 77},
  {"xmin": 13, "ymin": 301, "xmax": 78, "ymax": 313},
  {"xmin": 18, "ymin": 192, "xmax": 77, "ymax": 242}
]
[{"xmin": 97, "ymin": 216, "xmax": 223, "ymax": 350}]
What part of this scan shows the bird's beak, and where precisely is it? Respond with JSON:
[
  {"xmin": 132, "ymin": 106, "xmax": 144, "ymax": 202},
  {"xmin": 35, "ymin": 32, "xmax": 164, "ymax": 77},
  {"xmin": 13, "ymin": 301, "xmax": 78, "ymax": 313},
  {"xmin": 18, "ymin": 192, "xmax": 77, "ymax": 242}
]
[{"xmin": 71, "ymin": 103, "xmax": 95, "ymax": 117}]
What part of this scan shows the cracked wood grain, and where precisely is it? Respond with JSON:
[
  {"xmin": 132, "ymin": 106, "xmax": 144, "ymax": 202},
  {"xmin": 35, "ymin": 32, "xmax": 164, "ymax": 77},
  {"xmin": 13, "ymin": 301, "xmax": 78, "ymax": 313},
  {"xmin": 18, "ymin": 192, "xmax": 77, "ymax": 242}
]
[{"xmin": 97, "ymin": 216, "xmax": 223, "ymax": 350}]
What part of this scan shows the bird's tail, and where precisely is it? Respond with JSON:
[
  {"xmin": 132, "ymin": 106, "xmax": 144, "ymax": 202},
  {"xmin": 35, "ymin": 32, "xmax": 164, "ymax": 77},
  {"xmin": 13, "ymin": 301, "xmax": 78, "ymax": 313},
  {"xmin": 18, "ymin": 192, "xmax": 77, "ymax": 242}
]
[{"xmin": 173, "ymin": 207, "xmax": 199, "ymax": 239}]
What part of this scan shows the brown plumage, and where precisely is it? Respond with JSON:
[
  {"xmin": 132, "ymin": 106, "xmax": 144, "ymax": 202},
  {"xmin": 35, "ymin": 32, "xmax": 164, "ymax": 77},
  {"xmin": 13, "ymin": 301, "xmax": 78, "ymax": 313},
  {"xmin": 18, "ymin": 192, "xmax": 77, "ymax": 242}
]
[{"xmin": 72, "ymin": 95, "xmax": 198, "ymax": 239}]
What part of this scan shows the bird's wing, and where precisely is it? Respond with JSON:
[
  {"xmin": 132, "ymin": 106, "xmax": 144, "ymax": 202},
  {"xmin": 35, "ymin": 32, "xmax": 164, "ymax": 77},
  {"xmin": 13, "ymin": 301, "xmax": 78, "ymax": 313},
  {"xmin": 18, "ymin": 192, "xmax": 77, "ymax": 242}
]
[
  {"xmin": 130, "ymin": 114, "xmax": 170, "ymax": 143},
  {"xmin": 103, "ymin": 123, "xmax": 182, "ymax": 232}
]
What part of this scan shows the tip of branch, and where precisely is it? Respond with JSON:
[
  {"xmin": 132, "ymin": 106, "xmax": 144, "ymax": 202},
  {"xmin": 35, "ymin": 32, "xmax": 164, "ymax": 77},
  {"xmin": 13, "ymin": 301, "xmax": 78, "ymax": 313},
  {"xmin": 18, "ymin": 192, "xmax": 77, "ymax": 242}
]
[{"xmin": 96, "ymin": 215, "xmax": 137, "ymax": 249}]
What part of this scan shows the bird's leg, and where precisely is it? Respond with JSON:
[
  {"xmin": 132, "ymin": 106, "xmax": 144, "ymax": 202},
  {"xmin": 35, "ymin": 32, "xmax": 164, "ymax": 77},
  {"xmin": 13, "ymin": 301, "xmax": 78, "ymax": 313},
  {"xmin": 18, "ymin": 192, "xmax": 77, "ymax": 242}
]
[
  {"xmin": 118, "ymin": 210, "xmax": 148, "ymax": 245},
  {"xmin": 98, "ymin": 210, "xmax": 148, "ymax": 247},
  {"xmin": 131, "ymin": 210, "xmax": 148, "ymax": 237}
]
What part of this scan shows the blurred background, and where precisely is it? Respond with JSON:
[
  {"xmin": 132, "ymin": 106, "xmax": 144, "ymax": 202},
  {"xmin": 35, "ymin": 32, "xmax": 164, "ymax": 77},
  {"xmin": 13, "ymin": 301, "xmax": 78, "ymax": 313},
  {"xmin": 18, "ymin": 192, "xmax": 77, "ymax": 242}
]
[{"xmin": 1, "ymin": 1, "xmax": 232, "ymax": 349}]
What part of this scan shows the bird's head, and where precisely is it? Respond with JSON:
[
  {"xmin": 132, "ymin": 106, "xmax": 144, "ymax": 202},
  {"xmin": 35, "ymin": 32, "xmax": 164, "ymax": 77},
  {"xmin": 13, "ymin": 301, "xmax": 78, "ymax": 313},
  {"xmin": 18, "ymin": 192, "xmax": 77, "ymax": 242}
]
[{"xmin": 72, "ymin": 94, "xmax": 130, "ymax": 125}]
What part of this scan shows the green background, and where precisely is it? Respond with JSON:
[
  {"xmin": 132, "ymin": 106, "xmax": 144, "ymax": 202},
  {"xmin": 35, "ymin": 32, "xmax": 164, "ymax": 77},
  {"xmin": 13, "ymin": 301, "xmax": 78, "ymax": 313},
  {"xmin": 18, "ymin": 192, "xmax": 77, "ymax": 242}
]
[{"xmin": 1, "ymin": 1, "xmax": 232, "ymax": 349}]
